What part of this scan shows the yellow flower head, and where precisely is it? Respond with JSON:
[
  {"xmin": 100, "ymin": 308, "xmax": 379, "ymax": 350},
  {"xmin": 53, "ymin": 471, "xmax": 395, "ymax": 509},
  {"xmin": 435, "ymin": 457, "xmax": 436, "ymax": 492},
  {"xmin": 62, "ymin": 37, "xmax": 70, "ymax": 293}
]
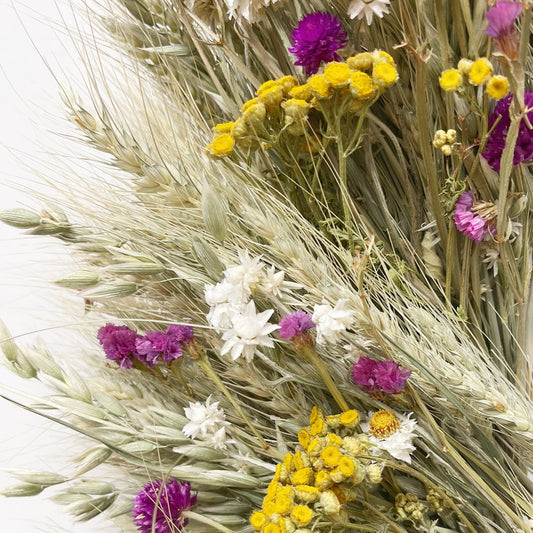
[
  {"xmin": 273, "ymin": 494, "xmax": 293, "ymax": 514},
  {"xmin": 298, "ymin": 429, "xmax": 311, "ymax": 449},
  {"xmin": 242, "ymin": 102, "xmax": 267, "ymax": 126},
  {"xmin": 323, "ymin": 62, "xmax": 352, "ymax": 88},
  {"xmin": 308, "ymin": 74, "xmax": 333, "ymax": 99},
  {"xmin": 439, "ymin": 69, "xmax": 462, "ymax": 92},
  {"xmin": 327, "ymin": 432, "xmax": 343, "ymax": 446},
  {"xmin": 293, "ymin": 484, "xmax": 319, "ymax": 502},
  {"xmin": 321, "ymin": 445, "xmax": 342, "ymax": 467},
  {"xmin": 347, "ymin": 52, "xmax": 373, "ymax": 71},
  {"xmin": 309, "ymin": 415, "xmax": 325, "ymax": 436},
  {"xmin": 309, "ymin": 406, "xmax": 320, "ymax": 424},
  {"xmin": 293, "ymin": 450, "xmax": 309, "ymax": 470},
  {"xmin": 373, "ymin": 49, "xmax": 395, "ymax": 65},
  {"xmin": 290, "ymin": 505, "xmax": 313, "ymax": 527},
  {"xmin": 213, "ymin": 121, "xmax": 235, "ymax": 133},
  {"xmin": 342, "ymin": 435, "xmax": 369, "ymax": 456},
  {"xmin": 314, "ymin": 469, "xmax": 332, "ymax": 490},
  {"xmin": 291, "ymin": 467, "xmax": 313, "ymax": 485},
  {"xmin": 256, "ymin": 79, "xmax": 278, "ymax": 95},
  {"xmin": 241, "ymin": 97, "xmax": 260, "ymax": 112},
  {"xmin": 276, "ymin": 75, "xmax": 298, "ymax": 94},
  {"xmin": 258, "ymin": 84, "xmax": 284, "ymax": 109},
  {"xmin": 486, "ymin": 75, "xmax": 510, "ymax": 99},
  {"xmin": 369, "ymin": 409, "xmax": 401, "ymax": 438},
  {"xmin": 263, "ymin": 523, "xmax": 281, "ymax": 533},
  {"xmin": 207, "ymin": 133, "xmax": 235, "ymax": 156},
  {"xmin": 340, "ymin": 409, "xmax": 360, "ymax": 428},
  {"xmin": 283, "ymin": 452, "xmax": 293, "ymax": 471},
  {"xmin": 469, "ymin": 58, "xmax": 493, "ymax": 85},
  {"xmin": 350, "ymin": 71, "xmax": 374, "ymax": 99},
  {"xmin": 289, "ymin": 83, "xmax": 312, "ymax": 101},
  {"xmin": 457, "ymin": 58, "xmax": 473, "ymax": 76},
  {"xmin": 338, "ymin": 455, "xmax": 356, "ymax": 477},
  {"xmin": 373, "ymin": 62, "xmax": 398, "ymax": 88},
  {"xmin": 250, "ymin": 510, "xmax": 267, "ymax": 530},
  {"xmin": 366, "ymin": 463, "xmax": 383, "ymax": 484}
]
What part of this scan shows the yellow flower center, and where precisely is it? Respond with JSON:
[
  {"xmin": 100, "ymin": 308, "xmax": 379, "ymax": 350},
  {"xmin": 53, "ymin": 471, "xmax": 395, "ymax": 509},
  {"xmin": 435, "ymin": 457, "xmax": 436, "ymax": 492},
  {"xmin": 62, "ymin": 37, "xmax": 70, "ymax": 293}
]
[
  {"xmin": 290, "ymin": 505, "xmax": 313, "ymax": 526},
  {"xmin": 340, "ymin": 409, "xmax": 360, "ymax": 427},
  {"xmin": 373, "ymin": 62, "xmax": 398, "ymax": 87},
  {"xmin": 308, "ymin": 74, "xmax": 332, "ymax": 98},
  {"xmin": 273, "ymin": 494, "xmax": 292, "ymax": 514},
  {"xmin": 250, "ymin": 510, "xmax": 267, "ymax": 530},
  {"xmin": 291, "ymin": 467, "xmax": 313, "ymax": 485},
  {"xmin": 350, "ymin": 71, "xmax": 374, "ymax": 99},
  {"xmin": 338, "ymin": 455, "xmax": 356, "ymax": 477},
  {"xmin": 309, "ymin": 416, "xmax": 324, "ymax": 436},
  {"xmin": 469, "ymin": 58, "xmax": 493, "ymax": 85},
  {"xmin": 298, "ymin": 429, "xmax": 310, "ymax": 449},
  {"xmin": 486, "ymin": 75, "xmax": 510, "ymax": 100},
  {"xmin": 439, "ymin": 69, "xmax": 462, "ymax": 92},
  {"xmin": 369, "ymin": 410, "xmax": 401, "ymax": 438},
  {"xmin": 321, "ymin": 445, "xmax": 342, "ymax": 467},
  {"xmin": 323, "ymin": 62, "xmax": 352, "ymax": 88},
  {"xmin": 263, "ymin": 523, "xmax": 281, "ymax": 533},
  {"xmin": 207, "ymin": 133, "xmax": 235, "ymax": 156}
]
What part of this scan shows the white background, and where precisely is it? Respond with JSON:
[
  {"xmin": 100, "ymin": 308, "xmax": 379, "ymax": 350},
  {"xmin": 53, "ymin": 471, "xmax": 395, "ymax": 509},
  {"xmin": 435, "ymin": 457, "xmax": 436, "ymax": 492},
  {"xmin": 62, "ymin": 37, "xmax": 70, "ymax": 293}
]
[{"xmin": 0, "ymin": 1, "xmax": 119, "ymax": 530}]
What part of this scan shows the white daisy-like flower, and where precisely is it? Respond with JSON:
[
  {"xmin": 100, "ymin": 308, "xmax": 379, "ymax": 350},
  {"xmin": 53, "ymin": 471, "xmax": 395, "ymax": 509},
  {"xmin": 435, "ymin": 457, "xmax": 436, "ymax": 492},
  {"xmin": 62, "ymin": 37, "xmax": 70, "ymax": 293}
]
[
  {"xmin": 259, "ymin": 265, "xmax": 285, "ymax": 296},
  {"xmin": 312, "ymin": 299, "xmax": 356, "ymax": 344},
  {"xmin": 224, "ymin": 0, "xmax": 283, "ymax": 23},
  {"xmin": 361, "ymin": 410, "xmax": 417, "ymax": 463},
  {"xmin": 348, "ymin": 0, "xmax": 391, "ymax": 24},
  {"xmin": 205, "ymin": 280, "xmax": 248, "ymax": 331},
  {"xmin": 223, "ymin": 250, "xmax": 265, "ymax": 297},
  {"xmin": 220, "ymin": 300, "xmax": 279, "ymax": 361},
  {"xmin": 183, "ymin": 395, "xmax": 230, "ymax": 449}
]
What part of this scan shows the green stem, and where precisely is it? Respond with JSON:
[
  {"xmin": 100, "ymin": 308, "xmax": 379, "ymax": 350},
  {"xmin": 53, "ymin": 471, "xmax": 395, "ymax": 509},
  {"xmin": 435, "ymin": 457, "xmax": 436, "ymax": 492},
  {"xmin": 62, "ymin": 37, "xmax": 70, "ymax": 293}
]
[
  {"xmin": 195, "ymin": 351, "xmax": 269, "ymax": 449},
  {"xmin": 299, "ymin": 346, "xmax": 350, "ymax": 412}
]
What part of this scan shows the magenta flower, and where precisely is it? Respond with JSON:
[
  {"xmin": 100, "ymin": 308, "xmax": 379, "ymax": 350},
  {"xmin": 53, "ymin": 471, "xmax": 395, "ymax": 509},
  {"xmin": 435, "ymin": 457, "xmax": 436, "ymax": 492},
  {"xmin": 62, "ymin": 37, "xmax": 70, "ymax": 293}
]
[
  {"xmin": 97, "ymin": 323, "xmax": 139, "ymax": 369},
  {"xmin": 132, "ymin": 479, "xmax": 196, "ymax": 533},
  {"xmin": 372, "ymin": 360, "xmax": 412, "ymax": 394},
  {"xmin": 289, "ymin": 12, "xmax": 348, "ymax": 75},
  {"xmin": 136, "ymin": 325, "xmax": 194, "ymax": 365},
  {"xmin": 483, "ymin": 91, "xmax": 533, "ymax": 172},
  {"xmin": 351, "ymin": 356, "xmax": 411, "ymax": 394},
  {"xmin": 351, "ymin": 356, "xmax": 379, "ymax": 388},
  {"xmin": 485, "ymin": 1, "xmax": 522, "ymax": 58},
  {"xmin": 278, "ymin": 310, "xmax": 315, "ymax": 339},
  {"xmin": 453, "ymin": 191, "xmax": 490, "ymax": 243}
]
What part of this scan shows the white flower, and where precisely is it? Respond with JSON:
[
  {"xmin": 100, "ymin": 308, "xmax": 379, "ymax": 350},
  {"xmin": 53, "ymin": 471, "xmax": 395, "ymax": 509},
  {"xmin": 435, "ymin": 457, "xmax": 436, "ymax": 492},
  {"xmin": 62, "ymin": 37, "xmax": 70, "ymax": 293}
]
[
  {"xmin": 312, "ymin": 299, "xmax": 355, "ymax": 344},
  {"xmin": 223, "ymin": 250, "xmax": 265, "ymax": 297},
  {"xmin": 361, "ymin": 411, "xmax": 417, "ymax": 463},
  {"xmin": 221, "ymin": 300, "xmax": 279, "ymax": 361},
  {"xmin": 224, "ymin": 0, "xmax": 283, "ymax": 23},
  {"xmin": 205, "ymin": 279, "xmax": 247, "ymax": 307},
  {"xmin": 183, "ymin": 396, "xmax": 230, "ymax": 449},
  {"xmin": 347, "ymin": 0, "xmax": 391, "ymax": 24},
  {"xmin": 259, "ymin": 265, "xmax": 285, "ymax": 296}
]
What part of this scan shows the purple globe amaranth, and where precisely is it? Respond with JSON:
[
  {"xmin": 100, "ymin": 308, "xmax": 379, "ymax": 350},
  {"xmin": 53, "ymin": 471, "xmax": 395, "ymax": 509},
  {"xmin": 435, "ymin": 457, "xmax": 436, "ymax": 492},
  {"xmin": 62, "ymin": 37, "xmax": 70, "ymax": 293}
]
[
  {"xmin": 483, "ymin": 91, "xmax": 533, "ymax": 172},
  {"xmin": 278, "ymin": 310, "xmax": 315, "ymax": 339},
  {"xmin": 289, "ymin": 12, "xmax": 348, "ymax": 75},
  {"xmin": 453, "ymin": 191, "xmax": 490, "ymax": 243},
  {"xmin": 97, "ymin": 323, "xmax": 139, "ymax": 369},
  {"xmin": 136, "ymin": 325, "xmax": 194, "ymax": 365},
  {"xmin": 351, "ymin": 356, "xmax": 379, "ymax": 388},
  {"xmin": 132, "ymin": 479, "xmax": 196, "ymax": 533}
]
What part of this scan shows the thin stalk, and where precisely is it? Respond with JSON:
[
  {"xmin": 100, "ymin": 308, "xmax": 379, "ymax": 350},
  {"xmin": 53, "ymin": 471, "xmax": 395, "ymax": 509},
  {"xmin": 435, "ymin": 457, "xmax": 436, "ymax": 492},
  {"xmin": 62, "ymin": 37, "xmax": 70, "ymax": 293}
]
[
  {"xmin": 299, "ymin": 346, "xmax": 350, "ymax": 412},
  {"xmin": 192, "ymin": 348, "xmax": 269, "ymax": 449},
  {"xmin": 183, "ymin": 511, "xmax": 235, "ymax": 533}
]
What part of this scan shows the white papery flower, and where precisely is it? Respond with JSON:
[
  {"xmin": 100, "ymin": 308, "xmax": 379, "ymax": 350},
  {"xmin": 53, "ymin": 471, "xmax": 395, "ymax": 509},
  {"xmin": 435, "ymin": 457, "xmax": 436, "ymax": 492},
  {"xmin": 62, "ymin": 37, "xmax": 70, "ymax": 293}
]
[
  {"xmin": 224, "ymin": 0, "xmax": 283, "ymax": 23},
  {"xmin": 259, "ymin": 265, "xmax": 285, "ymax": 296},
  {"xmin": 361, "ymin": 410, "xmax": 417, "ymax": 463},
  {"xmin": 183, "ymin": 396, "xmax": 230, "ymax": 449},
  {"xmin": 312, "ymin": 299, "xmax": 356, "ymax": 344},
  {"xmin": 348, "ymin": 0, "xmax": 391, "ymax": 24},
  {"xmin": 221, "ymin": 300, "xmax": 279, "ymax": 361},
  {"xmin": 223, "ymin": 250, "xmax": 265, "ymax": 296}
]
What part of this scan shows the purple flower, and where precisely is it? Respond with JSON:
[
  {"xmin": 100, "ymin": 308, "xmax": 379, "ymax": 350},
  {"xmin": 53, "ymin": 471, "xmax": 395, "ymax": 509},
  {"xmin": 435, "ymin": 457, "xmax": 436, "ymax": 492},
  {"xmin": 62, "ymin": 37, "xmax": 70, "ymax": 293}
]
[
  {"xmin": 351, "ymin": 356, "xmax": 379, "ymax": 388},
  {"xmin": 373, "ymin": 360, "xmax": 411, "ymax": 394},
  {"xmin": 136, "ymin": 325, "xmax": 194, "ymax": 365},
  {"xmin": 483, "ymin": 91, "xmax": 533, "ymax": 172},
  {"xmin": 132, "ymin": 479, "xmax": 196, "ymax": 533},
  {"xmin": 97, "ymin": 323, "xmax": 139, "ymax": 369},
  {"xmin": 453, "ymin": 191, "xmax": 490, "ymax": 243},
  {"xmin": 278, "ymin": 310, "xmax": 315, "ymax": 339},
  {"xmin": 352, "ymin": 356, "xmax": 410, "ymax": 394},
  {"xmin": 289, "ymin": 12, "xmax": 348, "ymax": 75},
  {"xmin": 485, "ymin": 1, "xmax": 522, "ymax": 42}
]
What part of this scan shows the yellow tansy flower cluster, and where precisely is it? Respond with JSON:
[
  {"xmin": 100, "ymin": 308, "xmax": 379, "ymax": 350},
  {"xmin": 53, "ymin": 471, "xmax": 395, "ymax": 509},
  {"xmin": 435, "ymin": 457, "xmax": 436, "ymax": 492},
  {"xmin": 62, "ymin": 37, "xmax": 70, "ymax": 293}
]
[
  {"xmin": 432, "ymin": 129, "xmax": 457, "ymax": 156},
  {"xmin": 250, "ymin": 407, "xmax": 382, "ymax": 533},
  {"xmin": 439, "ymin": 58, "xmax": 509, "ymax": 100},
  {"xmin": 207, "ymin": 50, "xmax": 398, "ymax": 157}
]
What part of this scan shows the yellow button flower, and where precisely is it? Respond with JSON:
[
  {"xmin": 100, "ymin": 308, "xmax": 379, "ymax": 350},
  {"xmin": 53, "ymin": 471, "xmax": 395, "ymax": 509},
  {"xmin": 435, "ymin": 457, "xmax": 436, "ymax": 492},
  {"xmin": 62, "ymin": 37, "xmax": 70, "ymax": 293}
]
[
  {"xmin": 290, "ymin": 505, "xmax": 313, "ymax": 527},
  {"xmin": 368, "ymin": 409, "xmax": 401, "ymax": 438},
  {"xmin": 213, "ymin": 121, "xmax": 235, "ymax": 133},
  {"xmin": 276, "ymin": 75, "xmax": 297, "ymax": 94},
  {"xmin": 340, "ymin": 409, "xmax": 359, "ymax": 427},
  {"xmin": 469, "ymin": 58, "xmax": 493, "ymax": 85},
  {"xmin": 250, "ymin": 510, "xmax": 267, "ymax": 530},
  {"xmin": 350, "ymin": 71, "xmax": 374, "ymax": 99},
  {"xmin": 207, "ymin": 133, "xmax": 235, "ymax": 156},
  {"xmin": 263, "ymin": 523, "xmax": 281, "ymax": 533},
  {"xmin": 308, "ymin": 75, "xmax": 332, "ymax": 99},
  {"xmin": 291, "ymin": 467, "xmax": 313, "ymax": 485},
  {"xmin": 321, "ymin": 445, "xmax": 341, "ymax": 467},
  {"xmin": 323, "ymin": 62, "xmax": 352, "ymax": 88},
  {"xmin": 373, "ymin": 62, "xmax": 398, "ymax": 88},
  {"xmin": 486, "ymin": 75, "xmax": 510, "ymax": 99},
  {"xmin": 439, "ymin": 69, "xmax": 462, "ymax": 92},
  {"xmin": 347, "ymin": 52, "xmax": 373, "ymax": 71},
  {"xmin": 298, "ymin": 429, "xmax": 310, "ymax": 449}
]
